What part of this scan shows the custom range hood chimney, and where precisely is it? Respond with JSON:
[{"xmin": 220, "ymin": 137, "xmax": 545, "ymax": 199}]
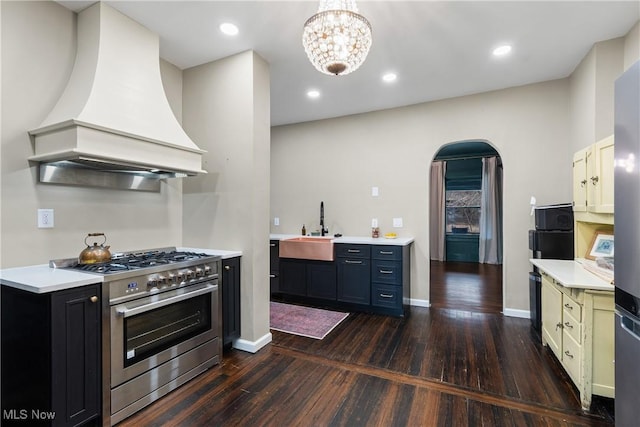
[{"xmin": 28, "ymin": 2, "xmax": 206, "ymax": 190}]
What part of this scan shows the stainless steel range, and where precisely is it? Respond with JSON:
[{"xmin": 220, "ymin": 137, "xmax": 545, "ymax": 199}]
[{"xmin": 52, "ymin": 248, "xmax": 222, "ymax": 426}]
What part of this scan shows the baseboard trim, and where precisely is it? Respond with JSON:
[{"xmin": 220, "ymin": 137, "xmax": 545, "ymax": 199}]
[
  {"xmin": 409, "ymin": 298, "xmax": 430, "ymax": 307},
  {"xmin": 233, "ymin": 332, "xmax": 272, "ymax": 353},
  {"xmin": 408, "ymin": 299, "xmax": 526, "ymax": 317},
  {"xmin": 503, "ymin": 308, "xmax": 530, "ymax": 319}
]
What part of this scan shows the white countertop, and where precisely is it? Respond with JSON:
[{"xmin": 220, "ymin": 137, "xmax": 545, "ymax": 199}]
[
  {"xmin": 178, "ymin": 247, "xmax": 242, "ymax": 259},
  {"xmin": 0, "ymin": 264, "xmax": 104, "ymax": 294},
  {"xmin": 530, "ymin": 258, "xmax": 614, "ymax": 291},
  {"xmin": 270, "ymin": 234, "xmax": 415, "ymax": 246},
  {"xmin": 1, "ymin": 247, "xmax": 243, "ymax": 294}
]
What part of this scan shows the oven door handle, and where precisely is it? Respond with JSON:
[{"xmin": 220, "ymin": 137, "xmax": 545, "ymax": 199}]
[{"xmin": 116, "ymin": 284, "xmax": 217, "ymax": 318}]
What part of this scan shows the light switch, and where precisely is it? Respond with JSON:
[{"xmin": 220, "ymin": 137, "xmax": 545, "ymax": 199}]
[
  {"xmin": 372, "ymin": 218, "xmax": 378, "ymax": 227},
  {"xmin": 38, "ymin": 209, "xmax": 54, "ymax": 228},
  {"xmin": 274, "ymin": 217, "xmax": 280, "ymax": 226},
  {"xmin": 393, "ymin": 217, "xmax": 403, "ymax": 228},
  {"xmin": 372, "ymin": 186, "xmax": 379, "ymax": 197}
]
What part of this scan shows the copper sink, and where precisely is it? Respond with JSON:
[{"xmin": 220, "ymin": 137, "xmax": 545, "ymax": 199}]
[{"xmin": 279, "ymin": 236, "xmax": 334, "ymax": 261}]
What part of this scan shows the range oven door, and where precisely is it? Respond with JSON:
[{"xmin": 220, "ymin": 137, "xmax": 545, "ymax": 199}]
[{"xmin": 110, "ymin": 282, "xmax": 218, "ymax": 388}]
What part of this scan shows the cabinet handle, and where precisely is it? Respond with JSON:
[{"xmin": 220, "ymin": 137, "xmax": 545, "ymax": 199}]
[
  {"xmin": 269, "ymin": 274, "xmax": 276, "ymax": 278},
  {"xmin": 379, "ymin": 251, "xmax": 394, "ymax": 255},
  {"xmin": 90, "ymin": 296, "xmax": 98, "ymax": 303},
  {"xmin": 270, "ymin": 243, "xmax": 276, "ymax": 247},
  {"xmin": 347, "ymin": 249, "xmax": 361, "ymax": 253},
  {"xmin": 580, "ymin": 179, "xmax": 587, "ymax": 187},
  {"xmin": 564, "ymin": 322, "xmax": 574, "ymax": 329},
  {"xmin": 564, "ymin": 350, "xmax": 574, "ymax": 359},
  {"xmin": 225, "ymin": 265, "xmax": 231, "ymax": 270},
  {"xmin": 591, "ymin": 175, "xmax": 599, "ymax": 185},
  {"xmin": 379, "ymin": 293, "xmax": 394, "ymax": 299},
  {"xmin": 556, "ymin": 322, "xmax": 563, "ymax": 331},
  {"xmin": 564, "ymin": 303, "xmax": 573, "ymax": 310},
  {"xmin": 379, "ymin": 270, "xmax": 393, "ymax": 274},
  {"xmin": 345, "ymin": 260, "xmax": 363, "ymax": 264}
]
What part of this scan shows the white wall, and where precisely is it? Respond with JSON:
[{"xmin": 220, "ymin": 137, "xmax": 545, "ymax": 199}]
[
  {"xmin": 182, "ymin": 51, "xmax": 271, "ymax": 349},
  {"xmin": 570, "ymin": 25, "xmax": 640, "ymax": 154},
  {"xmin": 623, "ymin": 21, "xmax": 640, "ymax": 70},
  {"xmin": 272, "ymin": 79, "xmax": 572, "ymax": 312}
]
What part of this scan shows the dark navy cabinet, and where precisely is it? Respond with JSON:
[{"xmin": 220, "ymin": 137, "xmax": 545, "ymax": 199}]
[
  {"xmin": 1, "ymin": 284, "xmax": 101, "ymax": 427},
  {"xmin": 274, "ymin": 240, "xmax": 411, "ymax": 317},
  {"xmin": 222, "ymin": 256, "xmax": 241, "ymax": 349},
  {"xmin": 279, "ymin": 258, "xmax": 308, "ymax": 296},
  {"xmin": 336, "ymin": 244, "xmax": 371, "ymax": 305},
  {"xmin": 269, "ymin": 240, "xmax": 280, "ymax": 294},
  {"xmin": 371, "ymin": 245, "xmax": 409, "ymax": 315},
  {"xmin": 307, "ymin": 262, "xmax": 337, "ymax": 300},
  {"xmin": 280, "ymin": 258, "xmax": 336, "ymax": 300}
]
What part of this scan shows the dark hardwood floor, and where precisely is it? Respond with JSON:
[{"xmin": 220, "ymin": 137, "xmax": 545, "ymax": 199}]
[
  {"xmin": 118, "ymin": 307, "xmax": 614, "ymax": 425},
  {"xmin": 430, "ymin": 260, "xmax": 503, "ymax": 313}
]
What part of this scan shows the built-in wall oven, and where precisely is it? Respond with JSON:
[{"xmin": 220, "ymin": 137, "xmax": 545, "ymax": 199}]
[{"xmin": 53, "ymin": 248, "xmax": 222, "ymax": 426}]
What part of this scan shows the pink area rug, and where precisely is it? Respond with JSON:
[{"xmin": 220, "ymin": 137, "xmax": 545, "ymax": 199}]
[{"xmin": 270, "ymin": 302, "xmax": 349, "ymax": 340}]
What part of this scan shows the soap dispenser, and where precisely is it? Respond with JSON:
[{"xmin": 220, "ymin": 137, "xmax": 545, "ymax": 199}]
[{"xmin": 302, "ymin": 224, "xmax": 306, "ymax": 235}]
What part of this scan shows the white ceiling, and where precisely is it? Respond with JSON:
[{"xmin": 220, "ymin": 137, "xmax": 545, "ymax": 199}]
[{"xmin": 56, "ymin": 1, "xmax": 639, "ymax": 126}]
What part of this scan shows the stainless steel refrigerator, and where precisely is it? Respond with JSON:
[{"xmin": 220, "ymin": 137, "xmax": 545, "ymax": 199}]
[{"xmin": 614, "ymin": 60, "xmax": 640, "ymax": 427}]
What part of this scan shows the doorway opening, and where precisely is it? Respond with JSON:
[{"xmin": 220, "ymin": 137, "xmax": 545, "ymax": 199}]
[{"xmin": 429, "ymin": 141, "xmax": 503, "ymax": 313}]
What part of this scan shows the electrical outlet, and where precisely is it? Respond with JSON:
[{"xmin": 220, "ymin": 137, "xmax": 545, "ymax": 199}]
[
  {"xmin": 274, "ymin": 217, "xmax": 280, "ymax": 226},
  {"xmin": 372, "ymin": 186, "xmax": 379, "ymax": 197},
  {"xmin": 393, "ymin": 217, "xmax": 403, "ymax": 228},
  {"xmin": 38, "ymin": 209, "xmax": 54, "ymax": 228},
  {"xmin": 371, "ymin": 218, "xmax": 378, "ymax": 227}
]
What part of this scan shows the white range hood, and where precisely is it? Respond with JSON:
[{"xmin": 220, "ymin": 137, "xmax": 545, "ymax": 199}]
[{"xmin": 28, "ymin": 2, "xmax": 206, "ymax": 182}]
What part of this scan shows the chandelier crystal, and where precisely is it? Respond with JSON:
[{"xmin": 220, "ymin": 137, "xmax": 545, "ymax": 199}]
[{"xmin": 302, "ymin": 0, "xmax": 372, "ymax": 76}]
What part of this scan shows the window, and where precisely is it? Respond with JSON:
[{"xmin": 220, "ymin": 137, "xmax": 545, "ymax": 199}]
[{"xmin": 446, "ymin": 190, "xmax": 481, "ymax": 234}]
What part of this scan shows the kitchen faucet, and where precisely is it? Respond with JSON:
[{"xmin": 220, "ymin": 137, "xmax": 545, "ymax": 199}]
[{"xmin": 320, "ymin": 201, "xmax": 328, "ymax": 236}]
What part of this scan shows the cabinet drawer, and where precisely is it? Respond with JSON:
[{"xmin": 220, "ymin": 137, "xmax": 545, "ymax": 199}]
[
  {"xmin": 562, "ymin": 309, "xmax": 582, "ymax": 344},
  {"xmin": 563, "ymin": 294, "xmax": 582, "ymax": 321},
  {"xmin": 371, "ymin": 260, "xmax": 402, "ymax": 284},
  {"xmin": 335, "ymin": 244, "xmax": 370, "ymax": 259},
  {"xmin": 562, "ymin": 331, "xmax": 582, "ymax": 387},
  {"xmin": 371, "ymin": 284, "xmax": 402, "ymax": 309},
  {"xmin": 371, "ymin": 245, "xmax": 401, "ymax": 261}
]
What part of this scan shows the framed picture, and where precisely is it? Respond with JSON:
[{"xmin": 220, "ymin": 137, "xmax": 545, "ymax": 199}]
[{"xmin": 586, "ymin": 231, "xmax": 614, "ymax": 260}]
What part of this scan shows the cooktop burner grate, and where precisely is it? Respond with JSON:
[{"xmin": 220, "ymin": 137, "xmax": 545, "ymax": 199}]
[{"xmin": 69, "ymin": 250, "xmax": 211, "ymax": 274}]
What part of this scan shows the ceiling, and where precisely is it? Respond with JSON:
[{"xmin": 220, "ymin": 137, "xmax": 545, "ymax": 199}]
[{"xmin": 56, "ymin": 1, "xmax": 639, "ymax": 126}]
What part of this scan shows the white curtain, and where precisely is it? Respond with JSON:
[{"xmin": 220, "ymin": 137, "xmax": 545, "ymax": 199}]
[
  {"xmin": 430, "ymin": 160, "xmax": 446, "ymax": 261},
  {"xmin": 479, "ymin": 156, "xmax": 503, "ymax": 264}
]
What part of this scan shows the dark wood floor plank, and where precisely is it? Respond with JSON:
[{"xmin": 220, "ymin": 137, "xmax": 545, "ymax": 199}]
[{"xmin": 430, "ymin": 260, "xmax": 503, "ymax": 313}]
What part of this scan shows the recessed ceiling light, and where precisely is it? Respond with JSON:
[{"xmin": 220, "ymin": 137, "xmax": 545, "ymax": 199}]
[
  {"xmin": 219, "ymin": 23, "xmax": 239, "ymax": 36},
  {"xmin": 492, "ymin": 45, "xmax": 512, "ymax": 57},
  {"xmin": 382, "ymin": 72, "xmax": 397, "ymax": 83},
  {"xmin": 307, "ymin": 89, "xmax": 320, "ymax": 99}
]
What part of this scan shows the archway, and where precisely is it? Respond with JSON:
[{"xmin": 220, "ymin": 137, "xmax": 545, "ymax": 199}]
[{"xmin": 429, "ymin": 140, "xmax": 503, "ymax": 313}]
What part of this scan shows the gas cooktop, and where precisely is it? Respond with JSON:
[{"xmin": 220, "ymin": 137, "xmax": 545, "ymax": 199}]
[{"xmin": 50, "ymin": 247, "xmax": 217, "ymax": 274}]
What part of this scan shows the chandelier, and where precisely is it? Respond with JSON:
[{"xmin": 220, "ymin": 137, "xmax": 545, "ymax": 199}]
[{"xmin": 302, "ymin": 0, "xmax": 372, "ymax": 76}]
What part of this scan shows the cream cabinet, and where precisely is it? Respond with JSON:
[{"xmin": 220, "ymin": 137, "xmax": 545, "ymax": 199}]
[
  {"xmin": 540, "ymin": 271, "xmax": 614, "ymax": 410},
  {"xmin": 541, "ymin": 275, "xmax": 562, "ymax": 356},
  {"xmin": 573, "ymin": 135, "xmax": 614, "ymax": 214},
  {"xmin": 572, "ymin": 149, "xmax": 588, "ymax": 212}
]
